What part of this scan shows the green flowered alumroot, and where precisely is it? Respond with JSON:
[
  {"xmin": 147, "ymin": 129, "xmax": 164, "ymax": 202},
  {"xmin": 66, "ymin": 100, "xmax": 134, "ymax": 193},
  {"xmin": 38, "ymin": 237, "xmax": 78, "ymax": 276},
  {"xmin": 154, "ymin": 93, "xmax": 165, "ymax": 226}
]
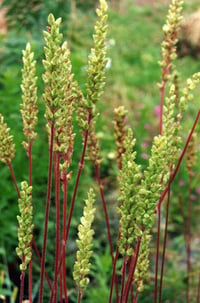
[
  {"xmin": 20, "ymin": 42, "xmax": 38, "ymax": 151},
  {"xmin": 73, "ymin": 189, "xmax": 96, "ymax": 292},
  {"xmin": 42, "ymin": 13, "xmax": 75, "ymax": 170},
  {"xmin": 0, "ymin": 113, "xmax": 15, "ymax": 165},
  {"xmin": 16, "ymin": 181, "xmax": 34, "ymax": 271}
]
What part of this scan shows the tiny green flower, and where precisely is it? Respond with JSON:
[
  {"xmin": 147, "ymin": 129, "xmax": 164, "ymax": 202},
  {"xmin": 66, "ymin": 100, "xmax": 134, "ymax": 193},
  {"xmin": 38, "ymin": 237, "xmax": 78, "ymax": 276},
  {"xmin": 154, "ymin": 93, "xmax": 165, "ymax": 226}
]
[
  {"xmin": 73, "ymin": 189, "xmax": 96, "ymax": 293},
  {"xmin": 16, "ymin": 181, "xmax": 34, "ymax": 272}
]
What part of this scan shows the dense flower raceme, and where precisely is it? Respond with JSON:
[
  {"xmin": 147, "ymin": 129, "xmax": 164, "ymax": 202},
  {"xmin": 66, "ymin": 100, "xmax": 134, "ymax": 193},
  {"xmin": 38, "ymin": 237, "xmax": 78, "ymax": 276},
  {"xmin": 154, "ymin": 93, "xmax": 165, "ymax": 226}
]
[
  {"xmin": 0, "ymin": 113, "xmax": 15, "ymax": 165},
  {"xmin": 16, "ymin": 181, "xmax": 34, "ymax": 271},
  {"xmin": 20, "ymin": 42, "xmax": 38, "ymax": 151},
  {"xmin": 73, "ymin": 189, "xmax": 96, "ymax": 292}
]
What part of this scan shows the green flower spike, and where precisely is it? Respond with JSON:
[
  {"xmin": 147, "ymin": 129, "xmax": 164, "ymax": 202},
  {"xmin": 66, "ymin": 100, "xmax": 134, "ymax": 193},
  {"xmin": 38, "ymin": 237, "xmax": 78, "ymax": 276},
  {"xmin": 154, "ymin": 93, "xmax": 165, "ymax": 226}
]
[
  {"xmin": 118, "ymin": 128, "xmax": 143, "ymax": 257},
  {"xmin": 159, "ymin": 0, "xmax": 183, "ymax": 78},
  {"xmin": 16, "ymin": 181, "xmax": 34, "ymax": 271},
  {"xmin": 43, "ymin": 14, "xmax": 75, "ymax": 164},
  {"xmin": 0, "ymin": 113, "xmax": 15, "ymax": 165},
  {"xmin": 113, "ymin": 106, "xmax": 128, "ymax": 170},
  {"xmin": 20, "ymin": 42, "xmax": 38, "ymax": 151},
  {"xmin": 86, "ymin": 0, "xmax": 108, "ymax": 109},
  {"xmin": 73, "ymin": 189, "xmax": 96, "ymax": 292},
  {"xmin": 134, "ymin": 230, "xmax": 151, "ymax": 292}
]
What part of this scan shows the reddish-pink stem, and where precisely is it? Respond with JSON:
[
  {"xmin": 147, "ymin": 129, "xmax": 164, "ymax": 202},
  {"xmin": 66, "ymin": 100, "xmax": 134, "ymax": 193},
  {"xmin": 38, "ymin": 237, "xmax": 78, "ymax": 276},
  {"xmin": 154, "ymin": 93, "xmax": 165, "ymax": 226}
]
[
  {"xmin": 187, "ymin": 176, "xmax": 192, "ymax": 303},
  {"xmin": 158, "ymin": 183, "xmax": 171, "ymax": 303},
  {"xmin": 19, "ymin": 271, "xmax": 25, "ymax": 303},
  {"xmin": 156, "ymin": 109, "xmax": 200, "ymax": 210},
  {"xmin": 120, "ymin": 258, "xmax": 127, "ymax": 303},
  {"xmin": 159, "ymin": 80, "xmax": 166, "ymax": 135},
  {"xmin": 62, "ymin": 174, "xmax": 68, "ymax": 303},
  {"xmin": 197, "ymin": 273, "xmax": 200, "ymax": 303},
  {"xmin": 53, "ymin": 152, "xmax": 61, "ymax": 303},
  {"xmin": 56, "ymin": 110, "xmax": 92, "ymax": 286},
  {"xmin": 28, "ymin": 142, "xmax": 33, "ymax": 303},
  {"xmin": 109, "ymin": 245, "xmax": 119, "ymax": 303},
  {"xmin": 132, "ymin": 290, "xmax": 138, "ymax": 303},
  {"xmin": 39, "ymin": 123, "xmax": 55, "ymax": 303},
  {"xmin": 7, "ymin": 163, "xmax": 20, "ymax": 197},
  {"xmin": 154, "ymin": 204, "xmax": 161, "ymax": 303},
  {"xmin": 122, "ymin": 237, "xmax": 141, "ymax": 303},
  {"xmin": 64, "ymin": 110, "xmax": 92, "ymax": 245},
  {"xmin": 77, "ymin": 289, "xmax": 82, "ymax": 303},
  {"xmin": 32, "ymin": 238, "xmax": 52, "ymax": 290}
]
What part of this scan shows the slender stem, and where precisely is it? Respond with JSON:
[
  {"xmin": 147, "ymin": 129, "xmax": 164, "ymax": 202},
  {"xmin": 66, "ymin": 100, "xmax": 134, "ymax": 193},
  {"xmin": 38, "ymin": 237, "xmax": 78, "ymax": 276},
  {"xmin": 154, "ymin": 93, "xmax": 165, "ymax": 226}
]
[
  {"xmin": 95, "ymin": 164, "xmax": 114, "ymax": 261},
  {"xmin": 120, "ymin": 258, "xmax": 127, "ymax": 303},
  {"xmin": 7, "ymin": 163, "xmax": 20, "ymax": 197},
  {"xmin": 197, "ymin": 273, "xmax": 200, "ymax": 303},
  {"xmin": 187, "ymin": 175, "xmax": 192, "ymax": 303},
  {"xmin": 95, "ymin": 163, "xmax": 119, "ymax": 300},
  {"xmin": 159, "ymin": 183, "xmax": 171, "ymax": 303},
  {"xmin": 132, "ymin": 290, "xmax": 138, "ymax": 303},
  {"xmin": 63, "ymin": 110, "xmax": 92, "ymax": 249},
  {"xmin": 32, "ymin": 238, "xmax": 52, "ymax": 290},
  {"xmin": 28, "ymin": 142, "xmax": 33, "ymax": 303},
  {"xmin": 122, "ymin": 237, "xmax": 141, "ymax": 303},
  {"xmin": 156, "ymin": 109, "xmax": 200, "ymax": 210},
  {"xmin": 53, "ymin": 152, "xmax": 61, "ymax": 303},
  {"xmin": 62, "ymin": 174, "xmax": 68, "ymax": 303},
  {"xmin": 39, "ymin": 123, "xmax": 55, "ymax": 303},
  {"xmin": 19, "ymin": 271, "xmax": 25, "ymax": 303},
  {"xmin": 109, "ymin": 245, "xmax": 119, "ymax": 303},
  {"xmin": 56, "ymin": 110, "xmax": 92, "ymax": 287},
  {"xmin": 154, "ymin": 204, "xmax": 161, "ymax": 303},
  {"xmin": 77, "ymin": 289, "xmax": 82, "ymax": 303}
]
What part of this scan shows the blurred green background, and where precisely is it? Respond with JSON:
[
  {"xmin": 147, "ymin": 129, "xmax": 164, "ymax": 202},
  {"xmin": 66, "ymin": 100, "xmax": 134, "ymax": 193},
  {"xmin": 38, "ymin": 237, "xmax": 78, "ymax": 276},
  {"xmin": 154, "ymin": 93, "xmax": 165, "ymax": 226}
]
[{"xmin": 0, "ymin": 0, "xmax": 200, "ymax": 302}]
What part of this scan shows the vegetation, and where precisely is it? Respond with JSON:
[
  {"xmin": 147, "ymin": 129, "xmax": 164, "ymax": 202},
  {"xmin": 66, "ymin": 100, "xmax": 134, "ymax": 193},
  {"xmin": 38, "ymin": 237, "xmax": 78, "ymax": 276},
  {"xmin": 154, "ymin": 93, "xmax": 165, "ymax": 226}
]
[{"xmin": 0, "ymin": 0, "xmax": 200, "ymax": 302}]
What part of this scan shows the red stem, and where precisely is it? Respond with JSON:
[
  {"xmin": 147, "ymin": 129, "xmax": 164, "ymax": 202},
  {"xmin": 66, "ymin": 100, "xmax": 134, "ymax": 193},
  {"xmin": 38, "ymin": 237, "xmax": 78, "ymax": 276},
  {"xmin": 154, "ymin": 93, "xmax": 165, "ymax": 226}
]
[
  {"xmin": 197, "ymin": 273, "xmax": 200, "ymax": 303},
  {"xmin": 62, "ymin": 174, "xmax": 68, "ymax": 303},
  {"xmin": 7, "ymin": 163, "xmax": 20, "ymax": 198},
  {"xmin": 95, "ymin": 164, "xmax": 114, "ymax": 262},
  {"xmin": 154, "ymin": 204, "xmax": 161, "ymax": 303},
  {"xmin": 187, "ymin": 176, "xmax": 192, "ymax": 303},
  {"xmin": 95, "ymin": 163, "xmax": 119, "ymax": 300},
  {"xmin": 39, "ymin": 123, "xmax": 55, "ymax": 303},
  {"xmin": 158, "ymin": 183, "xmax": 171, "ymax": 303},
  {"xmin": 56, "ymin": 110, "xmax": 92, "ymax": 286},
  {"xmin": 32, "ymin": 238, "xmax": 52, "ymax": 290},
  {"xmin": 109, "ymin": 245, "xmax": 119, "ymax": 303},
  {"xmin": 159, "ymin": 80, "xmax": 166, "ymax": 135},
  {"xmin": 28, "ymin": 142, "xmax": 33, "ymax": 303},
  {"xmin": 132, "ymin": 290, "xmax": 138, "ymax": 303},
  {"xmin": 77, "ymin": 289, "xmax": 82, "ymax": 303},
  {"xmin": 156, "ymin": 109, "xmax": 200, "ymax": 211},
  {"xmin": 120, "ymin": 258, "xmax": 127, "ymax": 303},
  {"xmin": 53, "ymin": 152, "xmax": 61, "ymax": 303},
  {"xmin": 122, "ymin": 237, "xmax": 141, "ymax": 303},
  {"xmin": 19, "ymin": 271, "xmax": 25, "ymax": 303},
  {"xmin": 63, "ymin": 110, "xmax": 92, "ymax": 246}
]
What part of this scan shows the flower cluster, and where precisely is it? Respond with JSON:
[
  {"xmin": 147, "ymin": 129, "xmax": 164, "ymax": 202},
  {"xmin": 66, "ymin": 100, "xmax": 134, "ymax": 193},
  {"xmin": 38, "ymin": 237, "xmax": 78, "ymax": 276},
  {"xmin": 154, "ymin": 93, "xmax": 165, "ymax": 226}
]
[
  {"xmin": 159, "ymin": 0, "xmax": 183, "ymax": 80},
  {"xmin": 43, "ymin": 14, "xmax": 75, "ymax": 170},
  {"xmin": 16, "ymin": 181, "xmax": 34, "ymax": 271},
  {"xmin": 0, "ymin": 113, "xmax": 15, "ymax": 165},
  {"xmin": 86, "ymin": 0, "xmax": 108, "ymax": 110},
  {"xmin": 73, "ymin": 189, "xmax": 96, "ymax": 292},
  {"xmin": 20, "ymin": 43, "xmax": 38, "ymax": 151},
  {"xmin": 118, "ymin": 129, "xmax": 142, "ymax": 257}
]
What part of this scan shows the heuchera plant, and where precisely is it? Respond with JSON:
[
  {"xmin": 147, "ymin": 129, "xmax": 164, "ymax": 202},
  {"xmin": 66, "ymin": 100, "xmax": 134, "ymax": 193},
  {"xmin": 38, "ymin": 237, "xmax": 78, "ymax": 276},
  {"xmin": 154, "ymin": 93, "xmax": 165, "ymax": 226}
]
[{"xmin": 0, "ymin": 0, "xmax": 200, "ymax": 302}]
